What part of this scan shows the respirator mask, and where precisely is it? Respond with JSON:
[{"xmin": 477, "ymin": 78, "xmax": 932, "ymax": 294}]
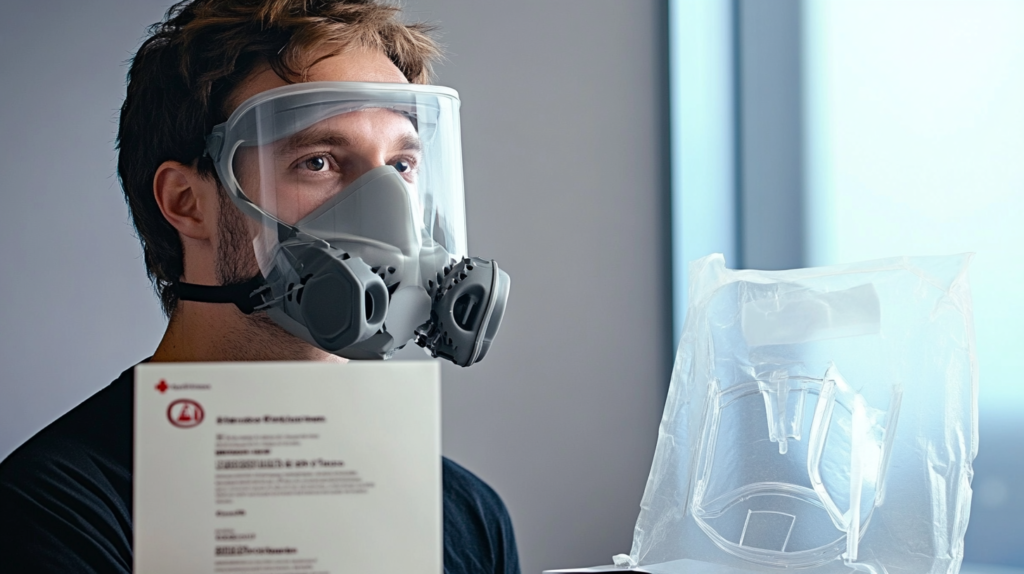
[{"xmin": 180, "ymin": 82, "xmax": 510, "ymax": 366}]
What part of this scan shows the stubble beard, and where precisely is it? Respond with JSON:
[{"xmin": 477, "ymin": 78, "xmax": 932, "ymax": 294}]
[{"xmin": 214, "ymin": 189, "xmax": 319, "ymax": 360}]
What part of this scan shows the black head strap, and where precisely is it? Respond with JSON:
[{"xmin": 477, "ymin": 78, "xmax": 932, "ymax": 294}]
[{"xmin": 177, "ymin": 274, "xmax": 268, "ymax": 314}]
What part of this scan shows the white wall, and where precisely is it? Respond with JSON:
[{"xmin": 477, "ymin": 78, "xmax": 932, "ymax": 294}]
[{"xmin": 0, "ymin": 2, "xmax": 671, "ymax": 573}]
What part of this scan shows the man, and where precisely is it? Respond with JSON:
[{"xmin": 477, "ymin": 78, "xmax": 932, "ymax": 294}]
[{"xmin": 0, "ymin": 1, "xmax": 520, "ymax": 572}]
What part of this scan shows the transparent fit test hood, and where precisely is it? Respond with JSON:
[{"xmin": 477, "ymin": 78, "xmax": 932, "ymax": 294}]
[{"xmin": 614, "ymin": 254, "xmax": 977, "ymax": 574}]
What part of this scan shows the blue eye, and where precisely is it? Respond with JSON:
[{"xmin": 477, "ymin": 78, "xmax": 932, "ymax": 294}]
[{"xmin": 393, "ymin": 160, "xmax": 410, "ymax": 173}]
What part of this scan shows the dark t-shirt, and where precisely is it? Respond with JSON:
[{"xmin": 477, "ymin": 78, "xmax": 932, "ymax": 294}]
[{"xmin": 0, "ymin": 365, "xmax": 519, "ymax": 573}]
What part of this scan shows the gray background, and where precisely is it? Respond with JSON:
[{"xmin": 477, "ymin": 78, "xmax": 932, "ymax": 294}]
[{"xmin": 0, "ymin": 2, "xmax": 671, "ymax": 574}]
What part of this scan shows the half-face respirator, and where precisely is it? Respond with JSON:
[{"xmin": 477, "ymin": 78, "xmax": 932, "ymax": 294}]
[{"xmin": 178, "ymin": 82, "xmax": 509, "ymax": 367}]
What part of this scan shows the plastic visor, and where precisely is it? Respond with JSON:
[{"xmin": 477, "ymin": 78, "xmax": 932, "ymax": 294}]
[{"xmin": 206, "ymin": 82, "xmax": 468, "ymax": 268}]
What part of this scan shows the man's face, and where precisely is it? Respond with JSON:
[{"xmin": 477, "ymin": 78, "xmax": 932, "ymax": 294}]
[{"xmin": 216, "ymin": 47, "xmax": 413, "ymax": 286}]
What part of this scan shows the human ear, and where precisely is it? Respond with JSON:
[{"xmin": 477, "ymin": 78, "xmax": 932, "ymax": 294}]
[{"xmin": 153, "ymin": 161, "xmax": 220, "ymax": 241}]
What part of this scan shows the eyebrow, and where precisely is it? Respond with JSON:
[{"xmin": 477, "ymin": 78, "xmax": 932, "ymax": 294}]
[
  {"xmin": 276, "ymin": 127, "xmax": 423, "ymax": 156},
  {"xmin": 277, "ymin": 128, "xmax": 352, "ymax": 156},
  {"xmin": 396, "ymin": 134, "xmax": 422, "ymax": 153}
]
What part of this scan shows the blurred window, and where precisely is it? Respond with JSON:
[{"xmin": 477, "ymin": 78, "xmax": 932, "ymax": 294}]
[
  {"xmin": 669, "ymin": 0, "xmax": 736, "ymax": 345},
  {"xmin": 804, "ymin": 0, "xmax": 1024, "ymax": 426},
  {"xmin": 803, "ymin": 0, "xmax": 1024, "ymax": 565},
  {"xmin": 673, "ymin": 0, "xmax": 1024, "ymax": 566}
]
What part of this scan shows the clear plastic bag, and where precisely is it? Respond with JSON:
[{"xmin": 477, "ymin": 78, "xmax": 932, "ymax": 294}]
[{"xmin": 615, "ymin": 254, "xmax": 977, "ymax": 574}]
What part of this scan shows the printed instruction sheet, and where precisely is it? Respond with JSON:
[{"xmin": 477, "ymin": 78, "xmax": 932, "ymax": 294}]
[{"xmin": 134, "ymin": 361, "xmax": 441, "ymax": 573}]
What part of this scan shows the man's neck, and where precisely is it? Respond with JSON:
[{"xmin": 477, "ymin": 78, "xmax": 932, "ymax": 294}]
[{"xmin": 152, "ymin": 300, "xmax": 344, "ymax": 363}]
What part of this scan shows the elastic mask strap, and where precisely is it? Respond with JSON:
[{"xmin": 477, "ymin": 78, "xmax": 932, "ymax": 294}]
[{"xmin": 177, "ymin": 274, "xmax": 268, "ymax": 315}]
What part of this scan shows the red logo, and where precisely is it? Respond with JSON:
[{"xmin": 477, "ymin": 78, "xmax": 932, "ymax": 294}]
[
  {"xmin": 156, "ymin": 380, "xmax": 168, "ymax": 393},
  {"xmin": 167, "ymin": 399, "xmax": 204, "ymax": 428}
]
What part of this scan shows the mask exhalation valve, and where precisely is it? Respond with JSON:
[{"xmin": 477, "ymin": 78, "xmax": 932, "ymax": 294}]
[{"xmin": 414, "ymin": 257, "xmax": 510, "ymax": 367}]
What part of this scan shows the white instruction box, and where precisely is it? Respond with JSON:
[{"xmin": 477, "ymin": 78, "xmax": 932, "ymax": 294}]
[{"xmin": 134, "ymin": 361, "xmax": 441, "ymax": 574}]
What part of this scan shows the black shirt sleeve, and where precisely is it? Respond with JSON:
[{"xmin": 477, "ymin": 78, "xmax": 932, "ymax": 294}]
[
  {"xmin": 0, "ymin": 373, "xmax": 134, "ymax": 573},
  {"xmin": 442, "ymin": 457, "xmax": 521, "ymax": 574}
]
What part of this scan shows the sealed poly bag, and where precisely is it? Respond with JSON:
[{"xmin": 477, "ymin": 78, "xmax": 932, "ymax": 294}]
[{"xmin": 616, "ymin": 254, "xmax": 977, "ymax": 574}]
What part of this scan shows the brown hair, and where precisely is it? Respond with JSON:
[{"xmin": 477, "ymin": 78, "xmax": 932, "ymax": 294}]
[{"xmin": 117, "ymin": 0, "xmax": 440, "ymax": 315}]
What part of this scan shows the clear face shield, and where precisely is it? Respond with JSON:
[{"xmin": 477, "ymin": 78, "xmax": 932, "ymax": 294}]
[{"xmin": 199, "ymin": 82, "xmax": 509, "ymax": 365}]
